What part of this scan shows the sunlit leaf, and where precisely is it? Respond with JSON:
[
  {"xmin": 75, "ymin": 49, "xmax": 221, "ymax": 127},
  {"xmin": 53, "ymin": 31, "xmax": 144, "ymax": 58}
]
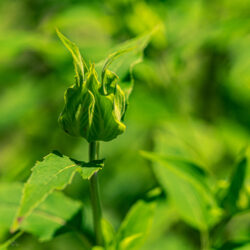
[
  {"xmin": 11, "ymin": 153, "xmax": 102, "ymax": 232},
  {"xmin": 0, "ymin": 183, "xmax": 81, "ymax": 242}
]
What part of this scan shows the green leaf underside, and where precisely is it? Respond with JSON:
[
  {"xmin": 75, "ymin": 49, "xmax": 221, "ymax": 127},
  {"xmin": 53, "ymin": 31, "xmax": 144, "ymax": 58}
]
[
  {"xmin": 221, "ymin": 157, "xmax": 247, "ymax": 214},
  {"xmin": 0, "ymin": 183, "xmax": 81, "ymax": 242},
  {"xmin": 141, "ymin": 151, "xmax": 217, "ymax": 230},
  {"xmin": 57, "ymin": 29, "xmax": 153, "ymax": 142},
  {"xmin": 116, "ymin": 200, "xmax": 155, "ymax": 250},
  {"xmin": 11, "ymin": 153, "xmax": 102, "ymax": 232}
]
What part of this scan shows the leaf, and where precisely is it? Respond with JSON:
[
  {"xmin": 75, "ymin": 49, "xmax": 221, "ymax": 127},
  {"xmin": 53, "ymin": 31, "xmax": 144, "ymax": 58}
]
[
  {"xmin": 92, "ymin": 247, "xmax": 105, "ymax": 250},
  {"xmin": 11, "ymin": 153, "xmax": 102, "ymax": 232},
  {"xmin": 141, "ymin": 151, "xmax": 218, "ymax": 230},
  {"xmin": 96, "ymin": 29, "xmax": 155, "ymax": 101},
  {"xmin": 56, "ymin": 29, "xmax": 87, "ymax": 86},
  {"xmin": 116, "ymin": 200, "xmax": 155, "ymax": 250},
  {"xmin": 101, "ymin": 218, "xmax": 115, "ymax": 247},
  {"xmin": 221, "ymin": 157, "xmax": 248, "ymax": 214},
  {"xmin": 0, "ymin": 183, "xmax": 81, "ymax": 242},
  {"xmin": 216, "ymin": 240, "xmax": 250, "ymax": 250},
  {"xmin": 0, "ymin": 82, "xmax": 40, "ymax": 132},
  {"xmin": 0, "ymin": 231, "xmax": 23, "ymax": 250}
]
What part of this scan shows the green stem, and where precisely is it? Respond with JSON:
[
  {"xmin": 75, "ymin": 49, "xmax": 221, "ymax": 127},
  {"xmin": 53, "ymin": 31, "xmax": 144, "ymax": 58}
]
[
  {"xmin": 201, "ymin": 230, "xmax": 210, "ymax": 250},
  {"xmin": 89, "ymin": 141, "xmax": 103, "ymax": 246}
]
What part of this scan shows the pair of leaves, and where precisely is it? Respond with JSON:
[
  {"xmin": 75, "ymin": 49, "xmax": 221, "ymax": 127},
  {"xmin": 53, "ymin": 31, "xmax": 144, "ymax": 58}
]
[
  {"xmin": 11, "ymin": 152, "xmax": 103, "ymax": 233},
  {"xmin": 141, "ymin": 151, "xmax": 218, "ymax": 231},
  {"xmin": 0, "ymin": 182, "xmax": 81, "ymax": 244},
  {"xmin": 95, "ymin": 200, "xmax": 155, "ymax": 250},
  {"xmin": 57, "ymin": 29, "xmax": 153, "ymax": 142}
]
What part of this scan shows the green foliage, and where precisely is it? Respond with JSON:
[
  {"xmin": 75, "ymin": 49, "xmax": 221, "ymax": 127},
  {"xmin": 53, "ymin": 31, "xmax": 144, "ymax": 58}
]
[
  {"xmin": 0, "ymin": 0, "xmax": 249, "ymax": 249},
  {"xmin": 216, "ymin": 240, "xmax": 250, "ymax": 250},
  {"xmin": 11, "ymin": 153, "xmax": 102, "ymax": 232},
  {"xmin": 141, "ymin": 151, "xmax": 218, "ymax": 230},
  {"xmin": 57, "ymin": 30, "xmax": 151, "ymax": 142},
  {"xmin": 0, "ymin": 232, "xmax": 23, "ymax": 250},
  {"xmin": 115, "ymin": 200, "xmax": 155, "ymax": 250},
  {"xmin": 141, "ymin": 148, "xmax": 250, "ymax": 249},
  {"xmin": 101, "ymin": 218, "xmax": 115, "ymax": 247},
  {"xmin": 0, "ymin": 183, "xmax": 81, "ymax": 243},
  {"xmin": 220, "ymin": 157, "xmax": 247, "ymax": 214},
  {"xmin": 100, "ymin": 200, "xmax": 154, "ymax": 250}
]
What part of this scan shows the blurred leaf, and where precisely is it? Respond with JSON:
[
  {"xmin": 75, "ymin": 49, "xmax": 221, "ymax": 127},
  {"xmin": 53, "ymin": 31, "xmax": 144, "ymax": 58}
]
[
  {"xmin": 11, "ymin": 153, "xmax": 102, "ymax": 232},
  {"xmin": 0, "ymin": 183, "xmax": 81, "ymax": 242},
  {"xmin": 141, "ymin": 151, "xmax": 218, "ymax": 230},
  {"xmin": 92, "ymin": 247, "xmax": 104, "ymax": 250},
  {"xmin": 0, "ymin": 231, "xmax": 23, "ymax": 250},
  {"xmin": 0, "ymin": 83, "xmax": 40, "ymax": 131},
  {"xmin": 101, "ymin": 218, "xmax": 115, "ymax": 247},
  {"xmin": 221, "ymin": 157, "xmax": 248, "ymax": 214},
  {"xmin": 216, "ymin": 240, "xmax": 250, "ymax": 250},
  {"xmin": 116, "ymin": 200, "xmax": 155, "ymax": 250}
]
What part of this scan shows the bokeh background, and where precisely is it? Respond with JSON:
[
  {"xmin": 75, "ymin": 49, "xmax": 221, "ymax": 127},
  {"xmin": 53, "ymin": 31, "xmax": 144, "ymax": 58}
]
[{"xmin": 0, "ymin": 0, "xmax": 249, "ymax": 249}]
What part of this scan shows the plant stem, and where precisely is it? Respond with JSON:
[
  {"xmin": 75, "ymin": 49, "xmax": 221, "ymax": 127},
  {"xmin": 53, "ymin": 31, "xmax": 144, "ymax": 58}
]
[
  {"xmin": 89, "ymin": 141, "xmax": 103, "ymax": 246},
  {"xmin": 201, "ymin": 230, "xmax": 210, "ymax": 250}
]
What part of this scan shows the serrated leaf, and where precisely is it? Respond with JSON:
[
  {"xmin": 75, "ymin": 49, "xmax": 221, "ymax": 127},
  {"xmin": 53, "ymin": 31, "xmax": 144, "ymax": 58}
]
[
  {"xmin": 11, "ymin": 153, "xmax": 102, "ymax": 232},
  {"xmin": 141, "ymin": 151, "xmax": 218, "ymax": 230},
  {"xmin": 116, "ymin": 200, "xmax": 155, "ymax": 250},
  {"xmin": 221, "ymin": 157, "xmax": 248, "ymax": 214},
  {"xmin": 0, "ymin": 183, "xmax": 81, "ymax": 242}
]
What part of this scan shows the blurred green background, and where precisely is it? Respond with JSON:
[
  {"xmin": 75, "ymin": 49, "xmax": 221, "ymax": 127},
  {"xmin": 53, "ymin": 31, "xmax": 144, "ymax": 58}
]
[{"xmin": 0, "ymin": 0, "xmax": 249, "ymax": 249}]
